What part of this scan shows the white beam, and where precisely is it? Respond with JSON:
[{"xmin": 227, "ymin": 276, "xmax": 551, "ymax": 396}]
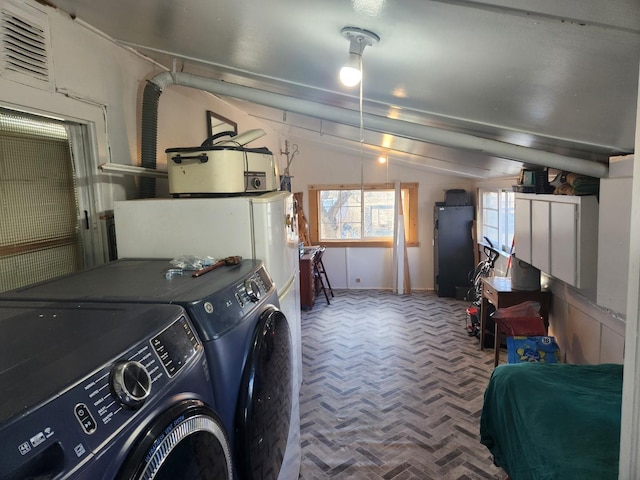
[{"xmin": 619, "ymin": 61, "xmax": 640, "ymax": 479}]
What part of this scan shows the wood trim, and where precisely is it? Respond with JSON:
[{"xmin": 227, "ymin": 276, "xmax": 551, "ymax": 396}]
[
  {"xmin": 309, "ymin": 182, "xmax": 417, "ymax": 191},
  {"xmin": 308, "ymin": 182, "xmax": 419, "ymax": 247},
  {"xmin": 0, "ymin": 236, "xmax": 77, "ymax": 257},
  {"xmin": 318, "ymin": 240, "xmax": 392, "ymax": 248},
  {"xmin": 308, "ymin": 189, "xmax": 320, "ymax": 244},
  {"xmin": 406, "ymin": 184, "xmax": 418, "ymax": 244}
]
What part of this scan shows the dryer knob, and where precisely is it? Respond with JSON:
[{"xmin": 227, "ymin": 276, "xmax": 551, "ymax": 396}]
[
  {"xmin": 244, "ymin": 279, "xmax": 261, "ymax": 302},
  {"xmin": 110, "ymin": 361, "xmax": 152, "ymax": 409}
]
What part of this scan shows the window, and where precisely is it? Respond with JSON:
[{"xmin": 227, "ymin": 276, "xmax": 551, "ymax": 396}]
[
  {"xmin": 479, "ymin": 188, "xmax": 514, "ymax": 254},
  {"xmin": 0, "ymin": 109, "xmax": 98, "ymax": 292},
  {"xmin": 308, "ymin": 183, "xmax": 418, "ymax": 247}
]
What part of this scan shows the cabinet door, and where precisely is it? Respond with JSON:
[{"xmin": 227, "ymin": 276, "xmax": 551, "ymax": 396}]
[
  {"xmin": 514, "ymin": 198, "xmax": 532, "ymax": 263},
  {"xmin": 550, "ymin": 202, "xmax": 577, "ymax": 285},
  {"xmin": 597, "ymin": 177, "xmax": 632, "ymax": 314},
  {"xmin": 531, "ymin": 200, "xmax": 550, "ymax": 273}
]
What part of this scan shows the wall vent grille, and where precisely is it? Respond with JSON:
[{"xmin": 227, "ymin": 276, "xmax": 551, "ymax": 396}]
[{"xmin": 0, "ymin": 3, "xmax": 52, "ymax": 90}]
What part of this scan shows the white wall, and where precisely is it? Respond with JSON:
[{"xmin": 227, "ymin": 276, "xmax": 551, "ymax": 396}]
[
  {"xmin": 281, "ymin": 137, "xmax": 475, "ymax": 290},
  {"xmin": 547, "ymin": 280, "xmax": 625, "ymax": 364},
  {"xmin": 0, "ymin": 0, "xmax": 283, "ymax": 263}
]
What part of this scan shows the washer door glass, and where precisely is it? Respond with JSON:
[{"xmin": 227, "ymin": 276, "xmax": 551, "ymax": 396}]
[
  {"xmin": 118, "ymin": 400, "xmax": 232, "ymax": 480},
  {"xmin": 236, "ymin": 307, "xmax": 293, "ymax": 480}
]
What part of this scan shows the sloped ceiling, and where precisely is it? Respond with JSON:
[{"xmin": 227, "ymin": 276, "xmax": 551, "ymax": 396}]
[{"xmin": 49, "ymin": 0, "xmax": 640, "ymax": 178}]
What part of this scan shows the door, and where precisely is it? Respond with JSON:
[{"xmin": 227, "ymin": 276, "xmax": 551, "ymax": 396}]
[
  {"xmin": 514, "ymin": 197, "xmax": 532, "ymax": 263},
  {"xmin": 531, "ymin": 200, "xmax": 550, "ymax": 273},
  {"xmin": 117, "ymin": 400, "xmax": 233, "ymax": 480},
  {"xmin": 236, "ymin": 307, "xmax": 292, "ymax": 480},
  {"xmin": 250, "ymin": 191, "xmax": 296, "ymax": 295},
  {"xmin": 550, "ymin": 202, "xmax": 577, "ymax": 285}
]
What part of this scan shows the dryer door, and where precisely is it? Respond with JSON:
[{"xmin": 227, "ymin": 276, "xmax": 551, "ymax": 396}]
[
  {"xmin": 236, "ymin": 307, "xmax": 293, "ymax": 480},
  {"xmin": 117, "ymin": 400, "xmax": 232, "ymax": 480}
]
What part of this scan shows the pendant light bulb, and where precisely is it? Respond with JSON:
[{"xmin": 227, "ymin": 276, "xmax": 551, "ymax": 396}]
[
  {"xmin": 339, "ymin": 26, "xmax": 380, "ymax": 88},
  {"xmin": 340, "ymin": 53, "xmax": 362, "ymax": 87}
]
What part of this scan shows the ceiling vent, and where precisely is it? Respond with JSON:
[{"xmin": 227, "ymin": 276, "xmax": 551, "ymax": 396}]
[{"xmin": 0, "ymin": 1, "xmax": 53, "ymax": 90}]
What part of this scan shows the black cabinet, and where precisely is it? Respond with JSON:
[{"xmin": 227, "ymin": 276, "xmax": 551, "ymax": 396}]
[{"xmin": 434, "ymin": 204, "xmax": 475, "ymax": 297}]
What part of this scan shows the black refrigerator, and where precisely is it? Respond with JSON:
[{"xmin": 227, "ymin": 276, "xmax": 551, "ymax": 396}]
[{"xmin": 433, "ymin": 203, "xmax": 475, "ymax": 297}]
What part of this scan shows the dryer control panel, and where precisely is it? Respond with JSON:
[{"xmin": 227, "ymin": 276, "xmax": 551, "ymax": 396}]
[{"xmin": 190, "ymin": 264, "xmax": 277, "ymax": 341}]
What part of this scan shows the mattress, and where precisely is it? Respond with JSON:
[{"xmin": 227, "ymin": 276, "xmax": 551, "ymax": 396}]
[{"xmin": 480, "ymin": 363, "xmax": 623, "ymax": 480}]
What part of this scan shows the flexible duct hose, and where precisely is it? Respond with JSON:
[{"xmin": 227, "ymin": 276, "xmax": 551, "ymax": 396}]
[{"xmin": 140, "ymin": 81, "xmax": 162, "ymax": 198}]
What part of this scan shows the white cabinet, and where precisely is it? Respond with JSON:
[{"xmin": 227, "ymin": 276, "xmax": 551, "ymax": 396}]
[
  {"xmin": 550, "ymin": 201, "xmax": 579, "ymax": 285},
  {"xmin": 531, "ymin": 200, "xmax": 550, "ymax": 273},
  {"xmin": 597, "ymin": 177, "xmax": 632, "ymax": 315},
  {"xmin": 514, "ymin": 193, "xmax": 598, "ymax": 290},
  {"xmin": 514, "ymin": 197, "xmax": 532, "ymax": 263}
]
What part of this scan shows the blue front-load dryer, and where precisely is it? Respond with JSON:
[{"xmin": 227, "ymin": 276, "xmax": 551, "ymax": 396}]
[
  {"xmin": 0, "ymin": 301, "xmax": 233, "ymax": 480},
  {"xmin": 0, "ymin": 259, "xmax": 293, "ymax": 480}
]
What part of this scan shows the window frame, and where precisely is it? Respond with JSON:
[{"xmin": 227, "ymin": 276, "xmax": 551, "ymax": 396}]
[
  {"xmin": 0, "ymin": 108, "xmax": 104, "ymax": 292},
  {"xmin": 307, "ymin": 182, "xmax": 418, "ymax": 248},
  {"xmin": 478, "ymin": 187, "xmax": 515, "ymax": 255}
]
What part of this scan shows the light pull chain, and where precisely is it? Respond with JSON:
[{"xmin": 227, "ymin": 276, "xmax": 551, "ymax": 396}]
[{"xmin": 359, "ymin": 51, "xmax": 365, "ymax": 224}]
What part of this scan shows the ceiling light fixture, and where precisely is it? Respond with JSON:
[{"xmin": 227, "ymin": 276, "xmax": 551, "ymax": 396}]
[{"xmin": 339, "ymin": 26, "xmax": 380, "ymax": 87}]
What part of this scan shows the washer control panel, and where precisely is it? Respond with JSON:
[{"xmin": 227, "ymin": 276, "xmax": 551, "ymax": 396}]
[{"xmin": 0, "ymin": 315, "xmax": 202, "ymax": 478}]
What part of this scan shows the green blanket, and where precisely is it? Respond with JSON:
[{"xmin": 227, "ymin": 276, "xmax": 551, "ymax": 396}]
[{"xmin": 480, "ymin": 363, "xmax": 623, "ymax": 480}]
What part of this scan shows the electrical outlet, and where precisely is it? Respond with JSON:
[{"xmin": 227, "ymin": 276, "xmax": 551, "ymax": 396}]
[{"xmin": 355, "ymin": 278, "xmax": 361, "ymax": 283}]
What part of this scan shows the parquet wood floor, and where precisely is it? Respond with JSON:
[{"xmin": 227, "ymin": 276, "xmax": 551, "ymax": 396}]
[{"xmin": 298, "ymin": 289, "xmax": 508, "ymax": 480}]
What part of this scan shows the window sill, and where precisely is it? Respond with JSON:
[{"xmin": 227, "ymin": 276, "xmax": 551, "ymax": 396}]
[{"xmin": 317, "ymin": 241, "xmax": 419, "ymax": 248}]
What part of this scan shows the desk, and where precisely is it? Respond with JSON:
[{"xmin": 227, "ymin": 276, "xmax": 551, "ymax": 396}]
[
  {"xmin": 480, "ymin": 277, "xmax": 550, "ymax": 367},
  {"xmin": 299, "ymin": 247, "xmax": 319, "ymax": 310}
]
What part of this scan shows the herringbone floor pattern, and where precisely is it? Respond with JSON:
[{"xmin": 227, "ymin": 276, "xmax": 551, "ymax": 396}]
[{"xmin": 298, "ymin": 289, "xmax": 507, "ymax": 480}]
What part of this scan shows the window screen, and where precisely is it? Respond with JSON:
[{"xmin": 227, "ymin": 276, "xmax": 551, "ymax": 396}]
[{"xmin": 0, "ymin": 110, "xmax": 83, "ymax": 292}]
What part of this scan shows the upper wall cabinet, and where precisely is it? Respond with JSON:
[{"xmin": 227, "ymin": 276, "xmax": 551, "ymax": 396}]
[
  {"xmin": 514, "ymin": 193, "xmax": 599, "ymax": 290},
  {"xmin": 596, "ymin": 155, "xmax": 634, "ymax": 316}
]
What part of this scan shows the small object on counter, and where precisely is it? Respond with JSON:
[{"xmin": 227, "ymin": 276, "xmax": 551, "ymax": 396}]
[
  {"xmin": 170, "ymin": 255, "xmax": 216, "ymax": 270},
  {"xmin": 164, "ymin": 268, "xmax": 185, "ymax": 279},
  {"xmin": 192, "ymin": 255, "xmax": 242, "ymax": 277}
]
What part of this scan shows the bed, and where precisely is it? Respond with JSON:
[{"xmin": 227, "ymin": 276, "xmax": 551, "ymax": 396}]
[{"xmin": 480, "ymin": 363, "xmax": 623, "ymax": 480}]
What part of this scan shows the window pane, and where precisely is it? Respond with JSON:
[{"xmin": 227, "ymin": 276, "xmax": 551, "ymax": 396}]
[
  {"xmin": 483, "ymin": 191, "xmax": 498, "ymax": 209},
  {"xmin": 501, "ymin": 190, "xmax": 515, "ymax": 251},
  {"xmin": 364, "ymin": 190, "xmax": 395, "ymax": 238},
  {"xmin": 484, "ymin": 209, "xmax": 498, "ymax": 227},
  {"xmin": 483, "ymin": 226, "xmax": 499, "ymax": 246},
  {"xmin": 320, "ymin": 189, "xmax": 362, "ymax": 239}
]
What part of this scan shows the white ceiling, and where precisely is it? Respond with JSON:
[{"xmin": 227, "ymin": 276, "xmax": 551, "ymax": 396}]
[{"xmin": 50, "ymin": 0, "xmax": 640, "ymax": 178}]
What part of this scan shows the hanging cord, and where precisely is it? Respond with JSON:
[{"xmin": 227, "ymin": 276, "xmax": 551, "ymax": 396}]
[
  {"xmin": 386, "ymin": 151, "xmax": 389, "ymax": 184},
  {"xmin": 359, "ymin": 50, "xmax": 365, "ymax": 223}
]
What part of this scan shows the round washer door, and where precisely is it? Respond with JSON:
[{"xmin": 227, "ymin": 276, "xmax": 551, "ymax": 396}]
[
  {"xmin": 117, "ymin": 400, "xmax": 232, "ymax": 480},
  {"xmin": 236, "ymin": 307, "xmax": 292, "ymax": 480}
]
